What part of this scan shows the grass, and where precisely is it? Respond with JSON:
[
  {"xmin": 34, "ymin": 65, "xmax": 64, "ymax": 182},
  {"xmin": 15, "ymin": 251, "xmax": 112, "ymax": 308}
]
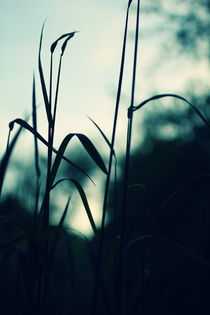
[{"xmin": 0, "ymin": 1, "xmax": 210, "ymax": 314}]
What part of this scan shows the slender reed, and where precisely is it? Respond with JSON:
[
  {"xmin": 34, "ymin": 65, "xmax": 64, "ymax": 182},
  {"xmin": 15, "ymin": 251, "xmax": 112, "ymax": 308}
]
[
  {"xmin": 91, "ymin": 1, "xmax": 133, "ymax": 314},
  {"xmin": 116, "ymin": 1, "xmax": 141, "ymax": 314}
]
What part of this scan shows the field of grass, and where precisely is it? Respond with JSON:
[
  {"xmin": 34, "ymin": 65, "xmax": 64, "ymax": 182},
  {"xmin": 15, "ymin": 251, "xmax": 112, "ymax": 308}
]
[{"xmin": 0, "ymin": 1, "xmax": 210, "ymax": 314}]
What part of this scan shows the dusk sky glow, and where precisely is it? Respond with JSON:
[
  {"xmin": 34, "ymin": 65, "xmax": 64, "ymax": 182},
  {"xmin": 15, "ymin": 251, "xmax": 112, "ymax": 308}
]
[{"xmin": 1, "ymin": 0, "xmax": 209, "ymax": 234}]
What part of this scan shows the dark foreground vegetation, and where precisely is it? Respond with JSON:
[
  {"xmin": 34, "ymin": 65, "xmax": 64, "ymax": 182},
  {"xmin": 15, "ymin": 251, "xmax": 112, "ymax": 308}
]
[{"xmin": 1, "ymin": 1, "xmax": 210, "ymax": 314}]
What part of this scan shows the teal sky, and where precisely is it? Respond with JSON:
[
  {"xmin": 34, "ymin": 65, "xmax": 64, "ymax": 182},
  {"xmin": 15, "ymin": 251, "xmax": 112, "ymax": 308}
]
[
  {"xmin": 1, "ymin": 0, "xmax": 207, "ymax": 154},
  {"xmin": 1, "ymin": 0, "xmax": 209, "ymax": 234},
  {"xmin": 0, "ymin": 1, "xmax": 130, "ymax": 152}
]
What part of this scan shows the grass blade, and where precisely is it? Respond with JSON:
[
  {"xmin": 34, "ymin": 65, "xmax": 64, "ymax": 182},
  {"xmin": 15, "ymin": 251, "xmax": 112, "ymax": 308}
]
[
  {"xmin": 124, "ymin": 234, "xmax": 210, "ymax": 266},
  {"xmin": 76, "ymin": 134, "xmax": 107, "ymax": 174},
  {"xmin": 0, "ymin": 215, "xmax": 27, "ymax": 232},
  {"xmin": 38, "ymin": 22, "xmax": 53, "ymax": 127},
  {"xmin": 32, "ymin": 74, "xmax": 41, "ymax": 178},
  {"xmin": 52, "ymin": 178, "xmax": 97, "ymax": 234},
  {"xmin": 51, "ymin": 177, "xmax": 97, "ymax": 234},
  {"xmin": 130, "ymin": 93, "xmax": 210, "ymax": 128},
  {"xmin": 0, "ymin": 234, "xmax": 26, "ymax": 250},
  {"xmin": 0, "ymin": 125, "xmax": 22, "ymax": 196},
  {"xmin": 50, "ymin": 32, "xmax": 76, "ymax": 54},
  {"xmin": 58, "ymin": 196, "xmax": 71, "ymax": 228},
  {"xmin": 61, "ymin": 32, "xmax": 76, "ymax": 56},
  {"xmin": 87, "ymin": 116, "xmax": 116, "ymax": 158},
  {"xmin": 49, "ymin": 133, "xmax": 107, "ymax": 188},
  {"xmin": 69, "ymin": 179, "xmax": 97, "ymax": 235},
  {"xmin": 8, "ymin": 119, "xmax": 94, "ymax": 182},
  {"xmin": 92, "ymin": 2, "xmax": 132, "ymax": 313},
  {"xmin": 116, "ymin": 1, "xmax": 141, "ymax": 313}
]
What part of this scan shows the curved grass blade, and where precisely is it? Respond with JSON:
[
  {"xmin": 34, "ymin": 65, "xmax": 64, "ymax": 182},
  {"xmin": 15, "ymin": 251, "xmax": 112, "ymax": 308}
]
[
  {"xmin": 9, "ymin": 119, "xmax": 93, "ymax": 182},
  {"xmin": 124, "ymin": 234, "xmax": 210, "ymax": 266},
  {"xmin": 0, "ymin": 234, "xmax": 26, "ymax": 250},
  {"xmin": 61, "ymin": 32, "xmax": 76, "ymax": 56},
  {"xmin": 0, "ymin": 214, "xmax": 27, "ymax": 232},
  {"xmin": 49, "ymin": 133, "xmax": 107, "ymax": 188},
  {"xmin": 69, "ymin": 179, "xmax": 97, "ymax": 234},
  {"xmin": 51, "ymin": 178, "xmax": 73, "ymax": 190},
  {"xmin": 87, "ymin": 116, "xmax": 116, "ymax": 158},
  {"xmin": 50, "ymin": 32, "xmax": 76, "ymax": 54},
  {"xmin": 38, "ymin": 21, "xmax": 53, "ymax": 126},
  {"xmin": 156, "ymin": 174, "xmax": 210, "ymax": 216},
  {"xmin": 0, "ymin": 125, "xmax": 22, "ymax": 196},
  {"xmin": 50, "ymin": 177, "xmax": 97, "ymax": 234},
  {"xmin": 130, "ymin": 93, "xmax": 210, "ymax": 128},
  {"xmin": 50, "ymin": 179, "xmax": 96, "ymax": 236},
  {"xmin": 77, "ymin": 134, "xmax": 107, "ymax": 174}
]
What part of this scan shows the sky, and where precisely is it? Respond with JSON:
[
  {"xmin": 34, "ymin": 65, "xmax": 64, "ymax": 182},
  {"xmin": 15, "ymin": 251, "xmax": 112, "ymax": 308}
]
[
  {"xmin": 0, "ymin": 0, "xmax": 209, "ymax": 235},
  {"xmin": 0, "ymin": 1, "xmax": 127, "ymax": 148}
]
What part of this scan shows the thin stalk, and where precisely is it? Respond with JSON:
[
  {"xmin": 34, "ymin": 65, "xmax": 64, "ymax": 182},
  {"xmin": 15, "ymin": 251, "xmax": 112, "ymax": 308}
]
[
  {"xmin": 117, "ymin": 1, "xmax": 141, "ymax": 314},
  {"xmin": 52, "ymin": 54, "xmax": 62, "ymax": 131},
  {"xmin": 43, "ymin": 123, "xmax": 52, "ymax": 227},
  {"xmin": 49, "ymin": 53, "xmax": 53, "ymax": 119},
  {"xmin": 39, "ymin": 45, "xmax": 55, "ymax": 315},
  {"xmin": 91, "ymin": 2, "xmax": 132, "ymax": 315},
  {"xmin": 32, "ymin": 74, "xmax": 41, "ymax": 226},
  {"xmin": 6, "ymin": 130, "xmax": 11, "ymax": 154},
  {"xmin": 42, "ymin": 52, "xmax": 53, "ymax": 228}
]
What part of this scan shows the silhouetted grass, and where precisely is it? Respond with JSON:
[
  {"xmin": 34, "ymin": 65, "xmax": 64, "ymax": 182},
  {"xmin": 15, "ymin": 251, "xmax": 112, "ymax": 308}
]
[{"xmin": 0, "ymin": 1, "xmax": 210, "ymax": 314}]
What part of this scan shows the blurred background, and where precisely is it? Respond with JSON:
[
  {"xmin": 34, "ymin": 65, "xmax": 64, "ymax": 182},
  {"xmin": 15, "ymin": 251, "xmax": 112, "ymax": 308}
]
[{"xmin": 0, "ymin": 0, "xmax": 210, "ymax": 235}]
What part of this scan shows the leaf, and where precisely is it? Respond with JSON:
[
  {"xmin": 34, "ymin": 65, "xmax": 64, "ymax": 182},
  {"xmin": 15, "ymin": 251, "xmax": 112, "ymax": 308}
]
[
  {"xmin": 61, "ymin": 32, "xmax": 76, "ymax": 56},
  {"xmin": 0, "ymin": 234, "xmax": 26, "ymax": 251},
  {"xmin": 130, "ymin": 93, "xmax": 210, "ymax": 128},
  {"xmin": 8, "ymin": 119, "xmax": 93, "ymax": 182},
  {"xmin": 0, "ymin": 215, "xmax": 27, "ymax": 232},
  {"xmin": 50, "ymin": 32, "xmax": 76, "ymax": 54},
  {"xmin": 0, "ymin": 125, "xmax": 22, "ymax": 196},
  {"xmin": 87, "ymin": 116, "xmax": 116, "ymax": 158},
  {"xmin": 51, "ymin": 178, "xmax": 97, "ymax": 234},
  {"xmin": 38, "ymin": 21, "xmax": 53, "ymax": 126},
  {"xmin": 77, "ymin": 133, "xmax": 107, "ymax": 174},
  {"xmin": 124, "ymin": 234, "xmax": 210, "ymax": 266},
  {"xmin": 51, "ymin": 178, "xmax": 72, "ymax": 190},
  {"xmin": 58, "ymin": 196, "xmax": 71, "ymax": 228},
  {"xmin": 49, "ymin": 177, "xmax": 97, "ymax": 234},
  {"xmin": 70, "ymin": 179, "xmax": 97, "ymax": 235},
  {"xmin": 49, "ymin": 132, "xmax": 107, "ymax": 188}
]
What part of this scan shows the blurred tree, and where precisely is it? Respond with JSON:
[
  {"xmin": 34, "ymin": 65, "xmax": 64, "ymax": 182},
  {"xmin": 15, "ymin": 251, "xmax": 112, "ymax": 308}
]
[
  {"xmin": 136, "ymin": 0, "xmax": 210, "ymax": 142},
  {"xmin": 142, "ymin": 0, "xmax": 210, "ymax": 61}
]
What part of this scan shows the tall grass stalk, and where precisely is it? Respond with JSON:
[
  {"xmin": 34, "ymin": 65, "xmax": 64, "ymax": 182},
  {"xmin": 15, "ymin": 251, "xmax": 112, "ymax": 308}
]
[
  {"xmin": 116, "ymin": 0, "xmax": 141, "ymax": 313},
  {"xmin": 91, "ymin": 1, "xmax": 133, "ymax": 314},
  {"xmin": 32, "ymin": 74, "xmax": 41, "ymax": 225}
]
